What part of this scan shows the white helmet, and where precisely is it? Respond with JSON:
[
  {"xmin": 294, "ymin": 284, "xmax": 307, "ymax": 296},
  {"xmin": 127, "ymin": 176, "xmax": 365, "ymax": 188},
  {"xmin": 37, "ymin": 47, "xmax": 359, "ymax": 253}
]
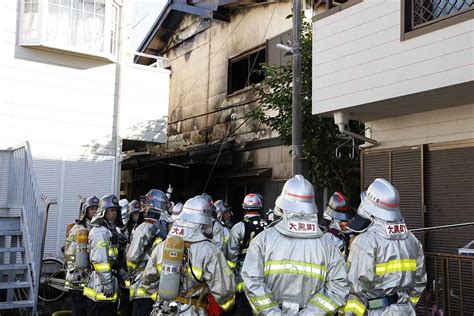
[
  {"xmin": 359, "ymin": 178, "xmax": 402, "ymax": 222},
  {"xmin": 178, "ymin": 196, "xmax": 212, "ymax": 226},
  {"xmin": 171, "ymin": 202, "xmax": 184, "ymax": 221},
  {"xmin": 275, "ymin": 175, "xmax": 317, "ymax": 214},
  {"xmin": 242, "ymin": 193, "xmax": 263, "ymax": 210}
]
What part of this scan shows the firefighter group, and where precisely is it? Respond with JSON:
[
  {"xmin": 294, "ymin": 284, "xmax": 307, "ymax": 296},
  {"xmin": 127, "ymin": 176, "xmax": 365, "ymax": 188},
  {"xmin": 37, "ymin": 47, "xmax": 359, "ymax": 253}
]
[{"xmin": 63, "ymin": 175, "xmax": 427, "ymax": 316}]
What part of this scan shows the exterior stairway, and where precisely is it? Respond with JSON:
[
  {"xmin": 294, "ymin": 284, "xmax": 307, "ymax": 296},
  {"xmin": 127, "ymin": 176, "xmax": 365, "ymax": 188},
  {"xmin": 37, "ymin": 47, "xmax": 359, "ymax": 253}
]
[
  {"xmin": 0, "ymin": 143, "xmax": 44, "ymax": 314},
  {"xmin": 0, "ymin": 214, "xmax": 35, "ymax": 312}
]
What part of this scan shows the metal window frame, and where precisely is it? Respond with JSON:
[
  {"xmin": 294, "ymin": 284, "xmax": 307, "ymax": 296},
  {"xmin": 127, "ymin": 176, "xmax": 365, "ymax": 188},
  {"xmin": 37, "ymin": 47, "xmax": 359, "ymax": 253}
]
[
  {"xmin": 401, "ymin": 0, "xmax": 474, "ymax": 41},
  {"xmin": 227, "ymin": 44, "xmax": 266, "ymax": 96}
]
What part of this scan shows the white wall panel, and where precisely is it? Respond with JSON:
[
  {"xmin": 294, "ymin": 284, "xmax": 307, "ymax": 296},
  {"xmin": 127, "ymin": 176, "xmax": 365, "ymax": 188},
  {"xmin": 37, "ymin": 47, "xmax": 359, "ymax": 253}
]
[{"xmin": 312, "ymin": 0, "xmax": 474, "ymax": 115}]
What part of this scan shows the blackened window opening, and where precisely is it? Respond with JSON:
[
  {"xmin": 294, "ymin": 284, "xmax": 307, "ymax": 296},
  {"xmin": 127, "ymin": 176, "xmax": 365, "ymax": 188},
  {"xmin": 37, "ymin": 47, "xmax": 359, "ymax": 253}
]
[{"xmin": 228, "ymin": 47, "xmax": 266, "ymax": 94}]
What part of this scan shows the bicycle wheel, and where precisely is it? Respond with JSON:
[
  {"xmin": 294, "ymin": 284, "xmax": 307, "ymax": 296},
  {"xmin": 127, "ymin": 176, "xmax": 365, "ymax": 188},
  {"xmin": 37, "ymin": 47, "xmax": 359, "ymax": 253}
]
[{"xmin": 38, "ymin": 257, "xmax": 67, "ymax": 302}]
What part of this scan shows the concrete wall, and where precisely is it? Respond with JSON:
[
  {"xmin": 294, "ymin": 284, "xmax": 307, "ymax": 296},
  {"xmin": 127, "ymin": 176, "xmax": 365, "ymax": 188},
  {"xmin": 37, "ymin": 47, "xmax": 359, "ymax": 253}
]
[
  {"xmin": 312, "ymin": 0, "xmax": 474, "ymax": 115},
  {"xmin": 366, "ymin": 103, "xmax": 474, "ymax": 150},
  {"xmin": 161, "ymin": 2, "xmax": 295, "ymax": 179}
]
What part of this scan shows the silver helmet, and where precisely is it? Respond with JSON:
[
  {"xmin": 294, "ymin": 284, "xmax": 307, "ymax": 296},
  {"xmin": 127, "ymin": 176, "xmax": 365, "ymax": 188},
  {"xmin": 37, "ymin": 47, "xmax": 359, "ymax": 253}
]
[
  {"xmin": 179, "ymin": 196, "xmax": 212, "ymax": 226},
  {"xmin": 143, "ymin": 189, "xmax": 169, "ymax": 215},
  {"xmin": 242, "ymin": 193, "xmax": 263, "ymax": 210},
  {"xmin": 171, "ymin": 202, "xmax": 184, "ymax": 221},
  {"xmin": 359, "ymin": 178, "xmax": 402, "ymax": 222},
  {"xmin": 78, "ymin": 195, "xmax": 99, "ymax": 223},
  {"xmin": 91, "ymin": 194, "xmax": 122, "ymax": 227},
  {"xmin": 275, "ymin": 175, "xmax": 317, "ymax": 214}
]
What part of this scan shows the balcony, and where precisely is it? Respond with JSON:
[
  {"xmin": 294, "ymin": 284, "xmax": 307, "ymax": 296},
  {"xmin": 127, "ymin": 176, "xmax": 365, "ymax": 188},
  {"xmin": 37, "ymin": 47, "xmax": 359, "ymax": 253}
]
[{"xmin": 19, "ymin": 0, "xmax": 121, "ymax": 62}]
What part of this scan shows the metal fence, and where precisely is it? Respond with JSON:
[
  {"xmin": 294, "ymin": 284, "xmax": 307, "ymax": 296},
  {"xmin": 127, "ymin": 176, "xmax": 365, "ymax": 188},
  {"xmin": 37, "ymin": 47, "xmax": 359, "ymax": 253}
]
[
  {"xmin": 418, "ymin": 252, "xmax": 474, "ymax": 315},
  {"xmin": 4, "ymin": 142, "xmax": 45, "ymax": 314},
  {"xmin": 410, "ymin": 0, "xmax": 473, "ymax": 29}
]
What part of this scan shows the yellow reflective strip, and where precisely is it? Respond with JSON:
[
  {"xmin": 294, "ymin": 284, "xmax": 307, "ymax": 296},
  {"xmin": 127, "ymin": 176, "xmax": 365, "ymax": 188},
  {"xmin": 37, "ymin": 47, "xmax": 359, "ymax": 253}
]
[
  {"xmin": 219, "ymin": 295, "xmax": 235, "ymax": 311},
  {"xmin": 236, "ymin": 282, "xmax": 244, "ymax": 292},
  {"xmin": 266, "ymin": 260, "xmax": 327, "ymax": 271},
  {"xmin": 83, "ymin": 287, "xmax": 117, "ymax": 302},
  {"xmin": 93, "ymin": 263, "xmax": 111, "ymax": 272},
  {"xmin": 156, "ymin": 264, "xmax": 162, "ymax": 274},
  {"xmin": 264, "ymin": 260, "xmax": 327, "ymax": 280},
  {"xmin": 249, "ymin": 294, "xmax": 279, "ymax": 312},
  {"xmin": 96, "ymin": 241, "xmax": 109, "ymax": 248},
  {"xmin": 83, "ymin": 287, "xmax": 95, "ymax": 298},
  {"xmin": 151, "ymin": 292, "xmax": 158, "ymax": 301},
  {"xmin": 375, "ymin": 259, "xmax": 416, "ymax": 276},
  {"xmin": 227, "ymin": 260, "xmax": 237, "ymax": 269},
  {"xmin": 135, "ymin": 287, "xmax": 147, "ymax": 297},
  {"xmin": 265, "ymin": 260, "xmax": 327, "ymax": 280},
  {"xmin": 309, "ymin": 293, "xmax": 339, "ymax": 312},
  {"xmin": 343, "ymin": 298, "xmax": 366, "ymax": 316},
  {"xmin": 186, "ymin": 266, "xmax": 203, "ymax": 279},
  {"xmin": 153, "ymin": 237, "xmax": 163, "ymax": 246},
  {"xmin": 410, "ymin": 296, "xmax": 420, "ymax": 305},
  {"xmin": 127, "ymin": 260, "xmax": 137, "ymax": 270},
  {"xmin": 108, "ymin": 247, "xmax": 119, "ymax": 256},
  {"xmin": 124, "ymin": 280, "xmax": 131, "ymax": 288}
]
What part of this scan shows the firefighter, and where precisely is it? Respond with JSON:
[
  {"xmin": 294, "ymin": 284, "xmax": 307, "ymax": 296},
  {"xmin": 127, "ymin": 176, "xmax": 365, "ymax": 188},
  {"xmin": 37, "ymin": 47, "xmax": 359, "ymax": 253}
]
[
  {"xmin": 141, "ymin": 195, "xmax": 235, "ymax": 315},
  {"xmin": 214, "ymin": 199, "xmax": 233, "ymax": 228},
  {"xmin": 122, "ymin": 200, "xmax": 142, "ymax": 240},
  {"xmin": 201, "ymin": 193, "xmax": 228, "ymax": 254},
  {"xmin": 84, "ymin": 194, "xmax": 124, "ymax": 316},
  {"xmin": 227, "ymin": 193, "xmax": 266, "ymax": 316},
  {"xmin": 126, "ymin": 189, "xmax": 171, "ymax": 316},
  {"xmin": 322, "ymin": 192, "xmax": 356, "ymax": 258},
  {"xmin": 241, "ymin": 175, "xmax": 349, "ymax": 315},
  {"xmin": 64, "ymin": 196, "xmax": 99, "ymax": 316},
  {"xmin": 343, "ymin": 178, "xmax": 427, "ymax": 315}
]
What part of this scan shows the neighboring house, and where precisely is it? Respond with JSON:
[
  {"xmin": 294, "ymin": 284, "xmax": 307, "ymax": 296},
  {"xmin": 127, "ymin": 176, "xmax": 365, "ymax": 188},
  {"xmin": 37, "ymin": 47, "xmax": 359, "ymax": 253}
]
[
  {"xmin": 312, "ymin": 0, "xmax": 473, "ymax": 313},
  {"xmin": 0, "ymin": 0, "xmax": 169, "ymax": 257},
  {"xmin": 131, "ymin": 0, "xmax": 320, "ymax": 212}
]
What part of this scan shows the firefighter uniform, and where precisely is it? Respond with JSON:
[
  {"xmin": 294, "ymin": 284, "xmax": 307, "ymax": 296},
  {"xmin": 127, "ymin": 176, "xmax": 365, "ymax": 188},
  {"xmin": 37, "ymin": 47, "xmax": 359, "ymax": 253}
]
[
  {"xmin": 343, "ymin": 178, "xmax": 427, "ymax": 315},
  {"xmin": 227, "ymin": 193, "xmax": 266, "ymax": 315},
  {"xmin": 141, "ymin": 195, "xmax": 235, "ymax": 315},
  {"xmin": 126, "ymin": 189, "xmax": 171, "ymax": 316},
  {"xmin": 84, "ymin": 194, "xmax": 123, "ymax": 316},
  {"xmin": 241, "ymin": 175, "xmax": 349, "ymax": 315},
  {"xmin": 64, "ymin": 196, "xmax": 99, "ymax": 316}
]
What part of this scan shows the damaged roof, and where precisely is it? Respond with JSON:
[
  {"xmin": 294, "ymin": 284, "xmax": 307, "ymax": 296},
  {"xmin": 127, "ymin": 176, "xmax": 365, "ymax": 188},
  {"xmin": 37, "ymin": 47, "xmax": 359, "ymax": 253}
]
[{"xmin": 136, "ymin": 0, "xmax": 271, "ymax": 64}]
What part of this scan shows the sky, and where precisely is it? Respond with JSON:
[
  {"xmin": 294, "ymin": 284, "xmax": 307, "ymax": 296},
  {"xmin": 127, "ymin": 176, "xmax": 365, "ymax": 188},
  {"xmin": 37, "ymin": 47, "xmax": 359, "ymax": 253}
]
[{"xmin": 131, "ymin": 0, "xmax": 167, "ymax": 51}]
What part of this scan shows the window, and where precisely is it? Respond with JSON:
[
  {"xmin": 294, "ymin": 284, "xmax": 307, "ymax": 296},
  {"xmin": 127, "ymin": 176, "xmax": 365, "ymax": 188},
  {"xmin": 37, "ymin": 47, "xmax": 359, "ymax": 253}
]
[
  {"xmin": 19, "ymin": 0, "xmax": 121, "ymax": 61},
  {"xmin": 228, "ymin": 46, "xmax": 266, "ymax": 95},
  {"xmin": 402, "ymin": 0, "xmax": 473, "ymax": 39}
]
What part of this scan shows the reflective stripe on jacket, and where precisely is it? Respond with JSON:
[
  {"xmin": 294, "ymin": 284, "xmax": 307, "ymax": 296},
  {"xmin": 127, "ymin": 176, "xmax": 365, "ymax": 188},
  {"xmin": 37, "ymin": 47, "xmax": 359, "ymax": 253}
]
[
  {"xmin": 241, "ymin": 226, "xmax": 349, "ymax": 315},
  {"xmin": 343, "ymin": 221, "xmax": 427, "ymax": 315},
  {"xmin": 84, "ymin": 225, "xmax": 119, "ymax": 302}
]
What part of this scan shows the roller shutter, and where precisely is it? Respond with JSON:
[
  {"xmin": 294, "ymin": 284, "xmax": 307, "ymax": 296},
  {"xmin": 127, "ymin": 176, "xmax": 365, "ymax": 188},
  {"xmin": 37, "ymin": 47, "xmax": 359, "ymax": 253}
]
[{"xmin": 361, "ymin": 146, "xmax": 423, "ymax": 230}]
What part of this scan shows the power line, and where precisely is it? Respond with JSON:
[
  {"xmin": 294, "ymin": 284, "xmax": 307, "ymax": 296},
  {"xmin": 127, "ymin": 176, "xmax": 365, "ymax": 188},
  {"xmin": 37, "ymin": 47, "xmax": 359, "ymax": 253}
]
[{"xmin": 202, "ymin": 5, "xmax": 278, "ymax": 192}]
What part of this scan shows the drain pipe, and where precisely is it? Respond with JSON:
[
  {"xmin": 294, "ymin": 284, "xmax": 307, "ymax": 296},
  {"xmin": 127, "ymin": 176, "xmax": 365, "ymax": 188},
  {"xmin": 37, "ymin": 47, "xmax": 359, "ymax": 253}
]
[{"xmin": 333, "ymin": 112, "xmax": 379, "ymax": 146}]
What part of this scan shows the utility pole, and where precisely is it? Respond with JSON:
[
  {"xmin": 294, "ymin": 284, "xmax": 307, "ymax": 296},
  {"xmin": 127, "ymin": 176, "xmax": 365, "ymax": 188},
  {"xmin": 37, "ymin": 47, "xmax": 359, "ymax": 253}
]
[{"xmin": 292, "ymin": 0, "xmax": 303, "ymax": 176}]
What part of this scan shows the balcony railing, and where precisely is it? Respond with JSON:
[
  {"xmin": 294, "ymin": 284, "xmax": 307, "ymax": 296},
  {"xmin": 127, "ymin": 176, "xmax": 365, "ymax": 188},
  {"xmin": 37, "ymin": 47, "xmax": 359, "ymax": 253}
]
[{"xmin": 410, "ymin": 0, "xmax": 473, "ymax": 29}]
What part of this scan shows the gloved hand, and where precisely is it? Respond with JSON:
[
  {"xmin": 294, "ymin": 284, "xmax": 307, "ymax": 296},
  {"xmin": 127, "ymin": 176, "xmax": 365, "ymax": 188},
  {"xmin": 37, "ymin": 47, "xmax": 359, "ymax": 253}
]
[{"xmin": 103, "ymin": 282, "xmax": 115, "ymax": 298}]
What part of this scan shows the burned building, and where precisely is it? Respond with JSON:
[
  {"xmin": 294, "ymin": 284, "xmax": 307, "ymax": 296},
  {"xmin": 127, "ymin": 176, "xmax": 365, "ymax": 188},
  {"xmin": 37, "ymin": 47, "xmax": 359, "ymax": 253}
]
[{"xmin": 122, "ymin": 1, "xmax": 319, "ymax": 215}]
